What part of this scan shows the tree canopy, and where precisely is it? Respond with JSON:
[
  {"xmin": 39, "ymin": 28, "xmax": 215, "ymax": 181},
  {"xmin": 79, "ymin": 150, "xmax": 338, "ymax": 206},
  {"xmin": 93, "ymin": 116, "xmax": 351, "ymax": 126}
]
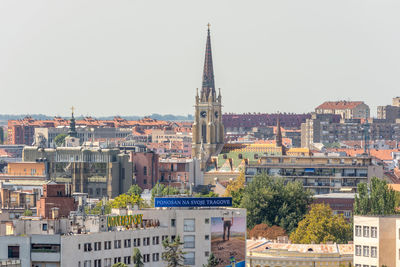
[
  {"xmin": 54, "ymin": 133, "xmax": 67, "ymax": 147},
  {"xmin": 112, "ymin": 263, "xmax": 127, "ymax": 267},
  {"xmin": 290, "ymin": 203, "xmax": 352, "ymax": 244},
  {"xmin": 132, "ymin": 248, "xmax": 144, "ymax": 267},
  {"xmin": 128, "ymin": 184, "xmax": 143, "ymax": 196},
  {"xmin": 223, "ymin": 172, "xmax": 245, "ymax": 208},
  {"xmin": 203, "ymin": 253, "xmax": 221, "ymax": 267},
  {"xmin": 111, "ymin": 193, "xmax": 143, "ymax": 209},
  {"xmin": 354, "ymin": 177, "xmax": 397, "ymax": 215},
  {"xmin": 162, "ymin": 236, "xmax": 185, "ymax": 267},
  {"xmin": 240, "ymin": 173, "xmax": 313, "ymax": 232}
]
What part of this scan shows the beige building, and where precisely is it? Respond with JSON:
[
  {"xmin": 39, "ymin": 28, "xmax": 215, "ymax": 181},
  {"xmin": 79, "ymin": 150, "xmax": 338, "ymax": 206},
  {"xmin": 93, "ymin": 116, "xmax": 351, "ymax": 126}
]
[
  {"xmin": 353, "ymin": 215, "xmax": 400, "ymax": 267},
  {"xmin": 247, "ymin": 240, "xmax": 353, "ymax": 266},
  {"xmin": 315, "ymin": 101, "xmax": 370, "ymax": 119}
]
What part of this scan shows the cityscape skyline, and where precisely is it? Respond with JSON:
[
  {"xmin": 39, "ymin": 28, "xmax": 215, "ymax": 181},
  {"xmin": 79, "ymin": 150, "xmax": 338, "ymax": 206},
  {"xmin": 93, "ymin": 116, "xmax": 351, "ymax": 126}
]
[{"xmin": 1, "ymin": 0, "xmax": 400, "ymax": 116}]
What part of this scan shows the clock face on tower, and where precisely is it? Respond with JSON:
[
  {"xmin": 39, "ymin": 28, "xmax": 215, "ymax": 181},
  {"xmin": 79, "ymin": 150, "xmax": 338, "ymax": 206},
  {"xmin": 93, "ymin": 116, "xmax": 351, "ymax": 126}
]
[
  {"xmin": 200, "ymin": 111, "xmax": 207, "ymax": 118},
  {"xmin": 215, "ymin": 111, "xmax": 218, "ymax": 118}
]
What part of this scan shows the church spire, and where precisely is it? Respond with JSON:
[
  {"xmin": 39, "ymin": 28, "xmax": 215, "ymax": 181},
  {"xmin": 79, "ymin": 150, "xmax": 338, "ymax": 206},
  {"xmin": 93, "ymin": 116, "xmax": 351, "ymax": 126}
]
[
  {"xmin": 201, "ymin": 23, "xmax": 215, "ymax": 101},
  {"xmin": 68, "ymin": 106, "xmax": 77, "ymax": 138}
]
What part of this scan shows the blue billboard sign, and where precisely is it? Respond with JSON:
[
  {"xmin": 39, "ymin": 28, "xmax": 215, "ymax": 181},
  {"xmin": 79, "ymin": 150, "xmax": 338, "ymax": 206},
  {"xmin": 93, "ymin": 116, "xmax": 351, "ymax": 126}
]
[{"xmin": 154, "ymin": 197, "xmax": 232, "ymax": 208}]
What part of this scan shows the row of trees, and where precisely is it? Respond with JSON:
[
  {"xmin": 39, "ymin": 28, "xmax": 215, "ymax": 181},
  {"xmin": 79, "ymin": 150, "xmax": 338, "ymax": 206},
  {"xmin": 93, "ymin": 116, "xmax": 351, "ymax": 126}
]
[{"xmin": 224, "ymin": 172, "xmax": 399, "ymax": 244}]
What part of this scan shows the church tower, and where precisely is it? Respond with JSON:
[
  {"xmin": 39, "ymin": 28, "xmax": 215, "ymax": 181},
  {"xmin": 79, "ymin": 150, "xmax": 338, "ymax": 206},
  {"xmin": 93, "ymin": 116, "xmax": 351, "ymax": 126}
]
[{"xmin": 192, "ymin": 25, "xmax": 224, "ymax": 169}]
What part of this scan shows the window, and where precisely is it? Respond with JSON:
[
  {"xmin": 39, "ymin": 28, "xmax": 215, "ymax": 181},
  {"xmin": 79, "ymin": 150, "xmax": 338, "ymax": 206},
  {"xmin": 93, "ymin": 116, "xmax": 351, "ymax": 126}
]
[
  {"xmin": 143, "ymin": 237, "xmax": 150, "ymax": 246},
  {"xmin": 355, "ymin": 265, "xmax": 361, "ymax": 267},
  {"xmin": 152, "ymin": 236, "xmax": 159, "ymax": 245},
  {"xmin": 104, "ymin": 241, "xmax": 111, "ymax": 250},
  {"xmin": 363, "ymin": 246, "xmax": 369, "ymax": 257},
  {"xmin": 162, "ymin": 235, "xmax": 169, "ymax": 242},
  {"xmin": 133, "ymin": 238, "xmax": 141, "ymax": 247},
  {"xmin": 184, "ymin": 219, "xmax": 195, "ymax": 232},
  {"xmin": 143, "ymin": 166, "xmax": 147, "ymax": 176},
  {"xmin": 8, "ymin": 246, "xmax": 19, "ymax": 258},
  {"xmin": 363, "ymin": 226, "xmax": 370, "ymax": 237},
  {"xmin": 143, "ymin": 254, "xmax": 150, "ymax": 263},
  {"xmin": 184, "ymin": 252, "xmax": 195, "ymax": 265},
  {"xmin": 371, "ymin": 227, "xmax": 377, "ymax": 238},
  {"xmin": 205, "ymin": 218, "xmax": 210, "ymax": 224},
  {"xmin": 363, "ymin": 265, "xmax": 369, "ymax": 267},
  {"xmin": 42, "ymin": 223, "xmax": 48, "ymax": 231},
  {"xmin": 123, "ymin": 256, "xmax": 131, "ymax": 265},
  {"xmin": 355, "ymin": 225, "xmax": 361, "ymax": 237},
  {"xmin": 171, "ymin": 219, "xmax": 176, "ymax": 227},
  {"xmin": 114, "ymin": 240, "xmax": 121, "ymax": 249},
  {"xmin": 78, "ymin": 244, "xmax": 81, "ymax": 250},
  {"xmin": 113, "ymin": 257, "xmax": 121, "ymax": 264},
  {"xmin": 205, "ymin": 251, "xmax": 209, "ymax": 257},
  {"xmin": 103, "ymin": 258, "xmax": 112, "ymax": 267},
  {"xmin": 205, "ymin": 235, "xmax": 209, "ymax": 240},
  {"xmin": 84, "ymin": 260, "xmax": 92, "ymax": 267},
  {"xmin": 184, "ymin": 235, "xmax": 195, "ymax": 248},
  {"xmin": 152, "ymin": 253, "xmax": 160, "ymax": 262},
  {"xmin": 124, "ymin": 239, "xmax": 131, "ymax": 248},
  {"xmin": 94, "ymin": 242, "xmax": 101, "ymax": 251},
  {"xmin": 84, "ymin": 243, "xmax": 92, "ymax": 252},
  {"xmin": 94, "ymin": 259, "xmax": 101, "ymax": 267},
  {"xmin": 371, "ymin": 246, "xmax": 377, "ymax": 258},
  {"xmin": 355, "ymin": 245, "xmax": 361, "ymax": 256}
]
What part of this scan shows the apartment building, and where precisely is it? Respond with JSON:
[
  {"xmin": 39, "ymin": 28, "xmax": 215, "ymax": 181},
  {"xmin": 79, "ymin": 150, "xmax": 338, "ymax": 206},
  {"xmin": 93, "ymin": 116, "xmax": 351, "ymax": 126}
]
[
  {"xmin": 301, "ymin": 113, "xmax": 400, "ymax": 148},
  {"xmin": 353, "ymin": 215, "xmax": 399, "ymax": 267},
  {"xmin": 245, "ymin": 155, "xmax": 383, "ymax": 194},
  {"xmin": 315, "ymin": 101, "xmax": 370, "ymax": 120},
  {"xmin": 0, "ymin": 204, "xmax": 246, "ymax": 267}
]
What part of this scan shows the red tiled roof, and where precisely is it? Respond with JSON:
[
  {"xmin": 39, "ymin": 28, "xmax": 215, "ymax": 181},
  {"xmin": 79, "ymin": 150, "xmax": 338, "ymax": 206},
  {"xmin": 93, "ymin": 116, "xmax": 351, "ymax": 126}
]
[{"xmin": 316, "ymin": 101, "xmax": 364, "ymax": 110}]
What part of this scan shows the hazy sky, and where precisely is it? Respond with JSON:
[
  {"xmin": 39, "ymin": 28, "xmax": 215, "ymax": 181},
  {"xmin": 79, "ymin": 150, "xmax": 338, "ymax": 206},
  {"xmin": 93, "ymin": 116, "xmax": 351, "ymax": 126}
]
[{"xmin": 1, "ymin": 0, "xmax": 400, "ymax": 117}]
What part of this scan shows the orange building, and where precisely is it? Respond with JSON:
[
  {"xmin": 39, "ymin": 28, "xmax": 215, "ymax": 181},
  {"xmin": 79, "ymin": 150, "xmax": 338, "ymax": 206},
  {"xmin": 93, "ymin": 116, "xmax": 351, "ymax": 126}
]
[{"xmin": 6, "ymin": 162, "xmax": 46, "ymax": 177}]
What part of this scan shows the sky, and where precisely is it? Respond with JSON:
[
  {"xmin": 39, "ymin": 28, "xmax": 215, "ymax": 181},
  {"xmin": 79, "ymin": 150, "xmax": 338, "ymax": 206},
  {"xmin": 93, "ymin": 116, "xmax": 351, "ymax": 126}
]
[{"xmin": 1, "ymin": 0, "xmax": 400, "ymax": 117}]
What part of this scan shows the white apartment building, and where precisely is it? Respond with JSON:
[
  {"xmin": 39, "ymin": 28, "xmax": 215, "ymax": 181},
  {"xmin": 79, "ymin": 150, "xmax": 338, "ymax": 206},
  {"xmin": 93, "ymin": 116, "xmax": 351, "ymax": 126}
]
[
  {"xmin": 0, "ymin": 206, "xmax": 246, "ymax": 267},
  {"xmin": 353, "ymin": 215, "xmax": 399, "ymax": 267}
]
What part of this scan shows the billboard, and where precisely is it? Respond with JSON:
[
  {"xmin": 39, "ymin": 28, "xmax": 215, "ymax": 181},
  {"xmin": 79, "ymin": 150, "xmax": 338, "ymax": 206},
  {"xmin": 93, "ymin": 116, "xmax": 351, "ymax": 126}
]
[
  {"xmin": 211, "ymin": 216, "xmax": 246, "ymax": 267},
  {"xmin": 154, "ymin": 197, "xmax": 232, "ymax": 208}
]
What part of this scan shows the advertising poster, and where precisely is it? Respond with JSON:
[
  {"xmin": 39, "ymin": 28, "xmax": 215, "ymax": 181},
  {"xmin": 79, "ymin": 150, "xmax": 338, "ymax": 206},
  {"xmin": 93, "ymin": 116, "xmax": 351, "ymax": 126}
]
[{"xmin": 211, "ymin": 216, "xmax": 246, "ymax": 267}]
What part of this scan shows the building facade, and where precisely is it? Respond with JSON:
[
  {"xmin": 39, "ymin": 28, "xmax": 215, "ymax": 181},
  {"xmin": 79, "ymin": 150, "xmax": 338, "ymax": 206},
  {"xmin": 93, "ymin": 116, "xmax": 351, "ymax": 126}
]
[
  {"xmin": 0, "ymin": 206, "xmax": 246, "ymax": 267},
  {"xmin": 353, "ymin": 215, "xmax": 399, "ymax": 267},
  {"xmin": 245, "ymin": 155, "xmax": 383, "ymax": 194},
  {"xmin": 23, "ymin": 146, "xmax": 132, "ymax": 198},
  {"xmin": 315, "ymin": 101, "xmax": 370, "ymax": 119}
]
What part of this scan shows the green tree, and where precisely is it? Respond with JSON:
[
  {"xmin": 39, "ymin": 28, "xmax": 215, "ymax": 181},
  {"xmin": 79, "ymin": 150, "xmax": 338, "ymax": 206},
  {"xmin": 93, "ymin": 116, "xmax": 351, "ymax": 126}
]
[
  {"xmin": 223, "ymin": 172, "xmax": 245, "ymax": 208},
  {"xmin": 54, "ymin": 133, "xmax": 67, "ymax": 147},
  {"xmin": 290, "ymin": 203, "xmax": 352, "ymax": 244},
  {"xmin": 23, "ymin": 209, "xmax": 32, "ymax": 216},
  {"xmin": 112, "ymin": 263, "xmax": 127, "ymax": 267},
  {"xmin": 128, "ymin": 184, "xmax": 143, "ymax": 196},
  {"xmin": 86, "ymin": 200, "xmax": 111, "ymax": 215},
  {"xmin": 111, "ymin": 193, "xmax": 143, "ymax": 209},
  {"xmin": 151, "ymin": 183, "xmax": 181, "ymax": 206},
  {"xmin": 240, "ymin": 173, "xmax": 313, "ymax": 232},
  {"xmin": 354, "ymin": 177, "xmax": 396, "ymax": 215},
  {"xmin": 132, "ymin": 248, "xmax": 144, "ymax": 267},
  {"xmin": 203, "ymin": 253, "xmax": 221, "ymax": 267},
  {"xmin": 162, "ymin": 236, "xmax": 185, "ymax": 267},
  {"xmin": 194, "ymin": 191, "xmax": 219, "ymax": 197}
]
